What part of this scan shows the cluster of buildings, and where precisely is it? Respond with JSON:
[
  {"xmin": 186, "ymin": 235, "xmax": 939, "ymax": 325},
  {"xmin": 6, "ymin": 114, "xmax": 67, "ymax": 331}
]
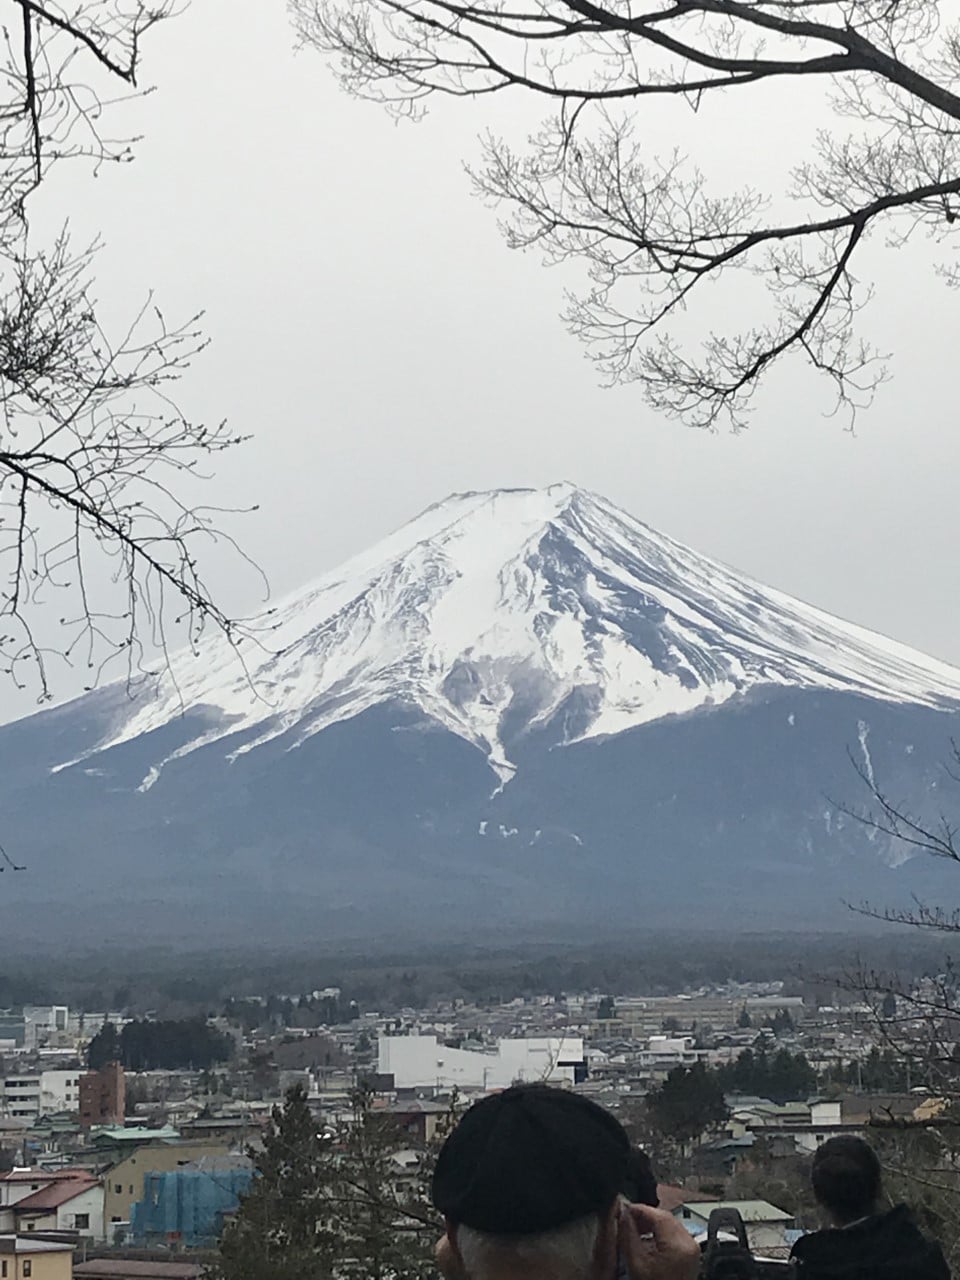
[{"xmin": 0, "ymin": 977, "xmax": 934, "ymax": 1273}]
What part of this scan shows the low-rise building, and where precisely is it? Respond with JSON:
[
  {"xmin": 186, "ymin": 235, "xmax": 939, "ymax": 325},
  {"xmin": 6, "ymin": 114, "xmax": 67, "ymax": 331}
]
[
  {"xmin": 1, "ymin": 1074, "xmax": 82, "ymax": 1123},
  {"xmin": 0, "ymin": 1234, "xmax": 74, "ymax": 1280},
  {"xmin": 130, "ymin": 1158, "xmax": 254, "ymax": 1247},
  {"xmin": 636, "ymin": 1037, "xmax": 706, "ymax": 1072},
  {"xmin": 0, "ymin": 1170, "xmax": 103, "ymax": 1241},
  {"xmin": 378, "ymin": 1034, "xmax": 585, "ymax": 1091},
  {"xmin": 9, "ymin": 1176, "xmax": 102, "ymax": 1241},
  {"xmin": 102, "ymin": 1139, "xmax": 234, "ymax": 1230},
  {"xmin": 674, "ymin": 1199, "xmax": 795, "ymax": 1253},
  {"xmin": 22, "ymin": 1010, "xmax": 70, "ymax": 1052}
]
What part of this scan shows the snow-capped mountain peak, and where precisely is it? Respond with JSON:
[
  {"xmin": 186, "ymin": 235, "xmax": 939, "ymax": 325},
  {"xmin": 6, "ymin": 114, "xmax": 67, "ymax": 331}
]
[{"xmin": 68, "ymin": 484, "xmax": 960, "ymax": 786}]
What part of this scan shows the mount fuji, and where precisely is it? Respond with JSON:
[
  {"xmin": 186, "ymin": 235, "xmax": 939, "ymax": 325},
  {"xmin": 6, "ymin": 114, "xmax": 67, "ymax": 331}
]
[{"xmin": 2, "ymin": 482, "xmax": 959, "ymax": 944}]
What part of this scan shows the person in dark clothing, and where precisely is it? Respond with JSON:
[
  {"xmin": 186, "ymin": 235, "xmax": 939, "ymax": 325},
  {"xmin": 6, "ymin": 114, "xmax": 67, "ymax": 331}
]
[
  {"xmin": 791, "ymin": 1136, "xmax": 950, "ymax": 1280},
  {"xmin": 431, "ymin": 1084, "xmax": 697, "ymax": 1280}
]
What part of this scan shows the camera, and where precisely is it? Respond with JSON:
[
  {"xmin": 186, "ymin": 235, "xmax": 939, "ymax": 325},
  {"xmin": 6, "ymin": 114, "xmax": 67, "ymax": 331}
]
[{"xmin": 701, "ymin": 1208, "xmax": 794, "ymax": 1280}]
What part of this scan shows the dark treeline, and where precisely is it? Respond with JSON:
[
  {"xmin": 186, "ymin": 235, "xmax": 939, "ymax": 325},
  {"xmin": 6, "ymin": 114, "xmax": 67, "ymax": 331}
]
[
  {"xmin": 0, "ymin": 929, "xmax": 952, "ymax": 1016},
  {"xmin": 718, "ymin": 1046, "xmax": 818, "ymax": 1103},
  {"xmin": 645, "ymin": 1048, "xmax": 819, "ymax": 1141},
  {"xmin": 223, "ymin": 993, "xmax": 359, "ymax": 1032},
  {"xmin": 88, "ymin": 1018, "xmax": 233, "ymax": 1071}
]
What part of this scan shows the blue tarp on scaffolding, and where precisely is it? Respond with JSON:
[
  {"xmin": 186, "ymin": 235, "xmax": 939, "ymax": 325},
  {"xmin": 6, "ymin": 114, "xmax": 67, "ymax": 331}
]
[{"xmin": 130, "ymin": 1161, "xmax": 254, "ymax": 1247}]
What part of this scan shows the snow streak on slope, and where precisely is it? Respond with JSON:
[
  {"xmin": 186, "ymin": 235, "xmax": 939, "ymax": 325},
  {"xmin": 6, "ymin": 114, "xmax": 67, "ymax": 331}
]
[{"xmin": 61, "ymin": 484, "xmax": 960, "ymax": 785}]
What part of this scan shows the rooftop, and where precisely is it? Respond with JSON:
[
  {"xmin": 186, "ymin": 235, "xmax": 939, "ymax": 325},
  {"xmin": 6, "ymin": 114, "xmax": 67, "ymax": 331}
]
[
  {"xmin": 0, "ymin": 1236, "xmax": 75, "ymax": 1254},
  {"xmin": 0, "ymin": 1169, "xmax": 90, "ymax": 1183},
  {"xmin": 74, "ymin": 1262, "xmax": 202, "ymax": 1279},
  {"xmin": 680, "ymin": 1200, "xmax": 794, "ymax": 1223},
  {"xmin": 15, "ymin": 1175, "xmax": 97, "ymax": 1212},
  {"xmin": 91, "ymin": 1127, "xmax": 180, "ymax": 1144}
]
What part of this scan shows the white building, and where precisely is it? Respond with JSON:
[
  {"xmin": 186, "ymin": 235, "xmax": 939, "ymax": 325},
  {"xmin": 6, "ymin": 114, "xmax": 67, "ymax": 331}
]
[
  {"xmin": 637, "ymin": 1037, "xmax": 704, "ymax": 1070},
  {"xmin": 379, "ymin": 1034, "xmax": 585, "ymax": 1091},
  {"xmin": 0, "ymin": 1169, "xmax": 104, "ymax": 1240},
  {"xmin": 1, "ymin": 1071, "xmax": 81, "ymax": 1120},
  {"xmin": 22, "ymin": 1007, "xmax": 69, "ymax": 1049}
]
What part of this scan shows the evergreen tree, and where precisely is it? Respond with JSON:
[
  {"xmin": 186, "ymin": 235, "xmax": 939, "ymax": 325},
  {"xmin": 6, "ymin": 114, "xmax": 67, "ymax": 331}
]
[
  {"xmin": 87, "ymin": 1021, "xmax": 119, "ymax": 1069},
  {"xmin": 770, "ymin": 1009, "xmax": 795, "ymax": 1036},
  {"xmin": 88, "ymin": 1017, "xmax": 232, "ymax": 1071},
  {"xmin": 333, "ymin": 1087, "xmax": 436, "ymax": 1279},
  {"xmin": 213, "ymin": 1085, "xmax": 439, "ymax": 1280},
  {"xmin": 213, "ymin": 1085, "xmax": 338, "ymax": 1280},
  {"xmin": 718, "ymin": 1045, "xmax": 817, "ymax": 1103},
  {"xmin": 646, "ymin": 1062, "xmax": 728, "ymax": 1144}
]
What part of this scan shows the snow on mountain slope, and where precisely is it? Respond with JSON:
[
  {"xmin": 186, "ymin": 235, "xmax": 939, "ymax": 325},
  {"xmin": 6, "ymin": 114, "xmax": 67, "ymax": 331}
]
[{"xmin": 62, "ymin": 483, "xmax": 960, "ymax": 786}]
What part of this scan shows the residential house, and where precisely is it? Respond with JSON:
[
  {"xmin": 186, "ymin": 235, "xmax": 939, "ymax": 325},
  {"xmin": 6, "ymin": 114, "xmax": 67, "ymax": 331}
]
[
  {"xmin": 0, "ymin": 1171, "xmax": 103, "ymax": 1241},
  {"xmin": 176, "ymin": 1117, "xmax": 261, "ymax": 1146},
  {"xmin": 380, "ymin": 1100, "xmax": 449, "ymax": 1145},
  {"xmin": 727, "ymin": 1097, "xmax": 863, "ymax": 1155},
  {"xmin": 0, "ymin": 1234, "xmax": 74, "ymax": 1280}
]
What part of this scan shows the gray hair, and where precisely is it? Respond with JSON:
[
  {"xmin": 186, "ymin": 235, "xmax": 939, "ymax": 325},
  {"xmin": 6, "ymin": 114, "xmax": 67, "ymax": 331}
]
[{"xmin": 456, "ymin": 1212, "xmax": 601, "ymax": 1280}]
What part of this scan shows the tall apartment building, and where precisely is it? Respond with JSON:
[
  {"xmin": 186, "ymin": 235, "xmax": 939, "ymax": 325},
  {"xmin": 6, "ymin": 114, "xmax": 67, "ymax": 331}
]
[
  {"xmin": 79, "ymin": 1063, "xmax": 125, "ymax": 1128},
  {"xmin": 0, "ymin": 1070, "xmax": 82, "ymax": 1120}
]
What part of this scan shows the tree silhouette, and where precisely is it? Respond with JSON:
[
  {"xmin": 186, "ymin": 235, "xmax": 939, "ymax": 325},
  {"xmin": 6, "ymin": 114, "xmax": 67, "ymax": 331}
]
[
  {"xmin": 88, "ymin": 1018, "xmax": 232, "ymax": 1072},
  {"xmin": 87, "ymin": 1020, "xmax": 119, "ymax": 1070},
  {"xmin": 213, "ymin": 1085, "xmax": 439, "ymax": 1280},
  {"xmin": 213, "ymin": 1085, "xmax": 339, "ymax": 1280},
  {"xmin": 0, "ymin": 4, "xmax": 253, "ymax": 707},
  {"xmin": 298, "ymin": 0, "xmax": 960, "ymax": 428},
  {"xmin": 647, "ymin": 1061, "xmax": 728, "ymax": 1144}
]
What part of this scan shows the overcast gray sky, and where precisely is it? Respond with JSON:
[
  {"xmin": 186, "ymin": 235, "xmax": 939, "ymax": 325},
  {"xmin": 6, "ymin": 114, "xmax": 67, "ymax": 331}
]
[{"xmin": 6, "ymin": 0, "xmax": 958, "ymax": 720}]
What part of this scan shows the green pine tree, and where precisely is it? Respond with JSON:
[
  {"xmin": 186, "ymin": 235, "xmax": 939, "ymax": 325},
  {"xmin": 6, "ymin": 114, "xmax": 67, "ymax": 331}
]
[
  {"xmin": 212, "ymin": 1085, "xmax": 339, "ymax": 1280},
  {"xmin": 646, "ymin": 1062, "xmax": 729, "ymax": 1144},
  {"xmin": 332, "ymin": 1086, "xmax": 437, "ymax": 1279},
  {"xmin": 213, "ymin": 1085, "xmax": 441, "ymax": 1280}
]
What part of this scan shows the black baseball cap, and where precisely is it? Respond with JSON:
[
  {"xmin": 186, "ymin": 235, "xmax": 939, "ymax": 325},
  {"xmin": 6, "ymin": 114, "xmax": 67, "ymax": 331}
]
[{"xmin": 432, "ymin": 1084, "xmax": 630, "ymax": 1235}]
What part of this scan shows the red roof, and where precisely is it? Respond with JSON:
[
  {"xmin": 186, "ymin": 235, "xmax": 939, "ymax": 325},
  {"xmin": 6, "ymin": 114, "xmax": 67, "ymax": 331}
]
[{"xmin": 14, "ymin": 1174, "xmax": 96, "ymax": 1213}]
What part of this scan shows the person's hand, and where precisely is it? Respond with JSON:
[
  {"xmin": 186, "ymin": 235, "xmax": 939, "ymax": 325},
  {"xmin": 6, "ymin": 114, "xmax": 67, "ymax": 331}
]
[
  {"xmin": 618, "ymin": 1203, "xmax": 701, "ymax": 1280},
  {"xmin": 435, "ymin": 1233, "xmax": 464, "ymax": 1280}
]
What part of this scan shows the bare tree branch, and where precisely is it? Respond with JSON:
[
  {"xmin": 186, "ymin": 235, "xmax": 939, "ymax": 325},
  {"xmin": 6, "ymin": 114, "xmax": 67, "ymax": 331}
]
[
  {"xmin": 0, "ymin": 5, "xmax": 258, "ymax": 709},
  {"xmin": 295, "ymin": 0, "xmax": 960, "ymax": 427}
]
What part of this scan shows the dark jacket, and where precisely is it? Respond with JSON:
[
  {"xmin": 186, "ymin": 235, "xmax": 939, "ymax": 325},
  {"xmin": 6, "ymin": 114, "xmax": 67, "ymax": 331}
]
[{"xmin": 791, "ymin": 1206, "xmax": 950, "ymax": 1280}]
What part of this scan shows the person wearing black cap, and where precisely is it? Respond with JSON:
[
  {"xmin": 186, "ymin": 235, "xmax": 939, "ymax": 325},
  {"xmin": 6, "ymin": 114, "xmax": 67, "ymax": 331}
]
[
  {"xmin": 791, "ymin": 1136, "xmax": 949, "ymax": 1280},
  {"xmin": 431, "ymin": 1084, "xmax": 699, "ymax": 1280}
]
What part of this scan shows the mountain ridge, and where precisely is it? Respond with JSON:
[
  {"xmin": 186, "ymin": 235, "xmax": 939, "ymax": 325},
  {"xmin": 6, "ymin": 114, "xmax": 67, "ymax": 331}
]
[
  {"xmin": 1, "ymin": 482, "xmax": 958, "ymax": 943},
  {"xmin": 53, "ymin": 482, "xmax": 960, "ymax": 787}
]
